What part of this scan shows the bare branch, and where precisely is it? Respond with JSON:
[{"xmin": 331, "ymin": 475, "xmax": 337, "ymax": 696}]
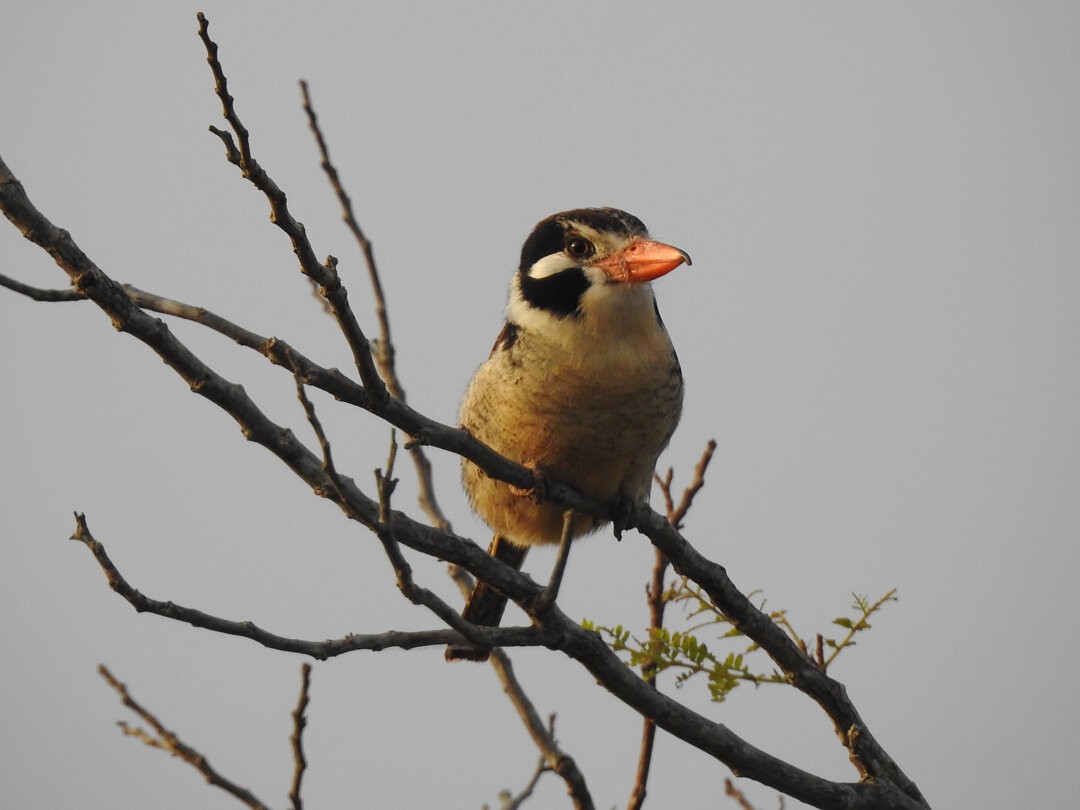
[
  {"xmin": 534, "ymin": 510, "xmax": 576, "ymax": 614},
  {"xmin": 628, "ymin": 439, "xmax": 719, "ymax": 810},
  {"xmin": 98, "ymin": 665, "xmax": 272, "ymax": 810},
  {"xmin": 0, "ymin": 22, "xmax": 928, "ymax": 801},
  {"xmin": 498, "ymin": 753, "xmax": 547, "ymax": 810},
  {"xmin": 666, "ymin": 439, "xmax": 718, "ymax": 530},
  {"xmin": 3, "ymin": 142, "xmax": 927, "ymax": 807},
  {"xmin": 488, "ymin": 655, "xmax": 594, "ymax": 810},
  {"xmin": 69, "ymin": 512, "xmax": 550, "ymax": 656},
  {"xmin": 625, "ymin": 505, "xmax": 928, "ymax": 808},
  {"xmin": 288, "ymin": 664, "xmax": 312, "ymax": 810},
  {"xmin": 1, "ymin": 154, "xmax": 602, "ymax": 526},
  {"xmin": 625, "ymin": 547, "xmax": 665, "ymax": 810},
  {"xmin": 0, "ymin": 270, "xmax": 83, "ymax": 301},
  {"xmin": 197, "ymin": 12, "xmax": 387, "ymax": 404},
  {"xmin": 300, "ymin": 79, "xmax": 450, "ymax": 531}
]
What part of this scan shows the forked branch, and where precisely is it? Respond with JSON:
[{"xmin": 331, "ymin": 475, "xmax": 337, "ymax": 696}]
[{"xmin": 0, "ymin": 15, "xmax": 929, "ymax": 808}]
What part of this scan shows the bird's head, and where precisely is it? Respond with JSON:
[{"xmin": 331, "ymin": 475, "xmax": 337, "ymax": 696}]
[{"xmin": 510, "ymin": 208, "xmax": 691, "ymax": 323}]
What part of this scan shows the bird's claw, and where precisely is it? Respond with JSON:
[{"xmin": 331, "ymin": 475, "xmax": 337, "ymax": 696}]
[
  {"xmin": 510, "ymin": 462, "xmax": 548, "ymax": 504},
  {"xmin": 611, "ymin": 497, "xmax": 636, "ymax": 541}
]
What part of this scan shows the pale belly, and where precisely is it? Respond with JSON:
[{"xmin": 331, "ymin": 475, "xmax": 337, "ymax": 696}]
[{"xmin": 460, "ymin": 345, "xmax": 682, "ymax": 546}]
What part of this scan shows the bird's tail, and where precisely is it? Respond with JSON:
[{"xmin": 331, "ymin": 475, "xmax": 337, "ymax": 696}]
[{"xmin": 445, "ymin": 534, "xmax": 528, "ymax": 662}]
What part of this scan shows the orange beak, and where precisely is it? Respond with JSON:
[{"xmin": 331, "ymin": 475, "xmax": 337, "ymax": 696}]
[{"xmin": 595, "ymin": 238, "xmax": 692, "ymax": 284}]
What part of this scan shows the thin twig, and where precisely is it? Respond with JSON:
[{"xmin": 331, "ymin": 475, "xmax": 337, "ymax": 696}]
[
  {"xmin": 534, "ymin": 510, "xmax": 575, "ymax": 614},
  {"xmin": 488, "ymin": 654, "xmax": 595, "ymax": 810},
  {"xmin": 5, "ymin": 141, "xmax": 926, "ymax": 806},
  {"xmin": 98, "ymin": 665, "xmax": 272, "ymax": 810},
  {"xmin": 628, "ymin": 440, "xmax": 719, "ymax": 810},
  {"xmin": 197, "ymin": 12, "xmax": 388, "ymax": 404},
  {"xmin": 498, "ymin": 753, "xmax": 548, "ymax": 810},
  {"xmin": 725, "ymin": 779, "xmax": 760, "ymax": 810},
  {"xmin": 2, "ymin": 45, "xmax": 929, "ymax": 805},
  {"xmin": 299, "ymin": 79, "xmax": 450, "ymax": 531},
  {"xmin": 667, "ymin": 439, "xmax": 718, "ymax": 530},
  {"xmin": 0, "ymin": 270, "xmax": 83, "ymax": 301},
  {"xmin": 69, "ymin": 512, "xmax": 548, "ymax": 655},
  {"xmin": 291, "ymin": 373, "xmax": 488, "ymax": 647},
  {"xmin": 626, "ymin": 546, "xmax": 665, "ymax": 810},
  {"xmin": 288, "ymin": 663, "xmax": 312, "ymax": 810}
]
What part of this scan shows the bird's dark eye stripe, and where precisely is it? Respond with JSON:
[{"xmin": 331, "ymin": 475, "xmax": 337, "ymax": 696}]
[
  {"xmin": 518, "ymin": 208, "xmax": 649, "ymax": 272},
  {"xmin": 518, "ymin": 267, "xmax": 589, "ymax": 319},
  {"xmin": 519, "ymin": 220, "xmax": 566, "ymax": 273}
]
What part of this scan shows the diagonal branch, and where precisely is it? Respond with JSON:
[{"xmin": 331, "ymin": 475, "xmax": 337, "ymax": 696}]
[
  {"xmin": 489, "ymin": 655, "xmax": 594, "ymax": 810},
  {"xmin": 99, "ymin": 665, "xmax": 272, "ymax": 810},
  {"xmin": 197, "ymin": 12, "xmax": 387, "ymax": 404},
  {"xmin": 292, "ymin": 373, "xmax": 486, "ymax": 645},
  {"xmin": 69, "ymin": 511, "xmax": 552, "ymax": 656},
  {"xmin": 3, "ymin": 144, "xmax": 926, "ymax": 810},
  {"xmin": 299, "ymin": 79, "xmax": 450, "ymax": 531},
  {"xmin": 447, "ymin": 568, "xmax": 593, "ymax": 809},
  {"xmin": 2, "ymin": 32, "xmax": 928, "ymax": 801}
]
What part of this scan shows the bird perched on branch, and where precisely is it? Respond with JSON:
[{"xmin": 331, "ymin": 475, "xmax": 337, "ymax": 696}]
[{"xmin": 446, "ymin": 207, "xmax": 690, "ymax": 662}]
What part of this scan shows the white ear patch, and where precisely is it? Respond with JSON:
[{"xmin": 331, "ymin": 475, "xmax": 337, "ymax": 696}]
[
  {"xmin": 527, "ymin": 252, "xmax": 576, "ymax": 280},
  {"xmin": 525, "ymin": 224, "xmax": 633, "ymax": 280}
]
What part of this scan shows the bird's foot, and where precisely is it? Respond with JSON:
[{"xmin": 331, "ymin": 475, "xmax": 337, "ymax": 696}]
[
  {"xmin": 509, "ymin": 461, "xmax": 548, "ymax": 504},
  {"xmin": 611, "ymin": 497, "xmax": 638, "ymax": 541}
]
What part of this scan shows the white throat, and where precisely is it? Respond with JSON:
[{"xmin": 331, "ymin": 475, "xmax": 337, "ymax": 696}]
[{"xmin": 508, "ymin": 275, "xmax": 671, "ymax": 371}]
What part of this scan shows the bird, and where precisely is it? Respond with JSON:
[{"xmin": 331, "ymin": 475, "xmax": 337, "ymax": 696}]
[{"xmin": 446, "ymin": 207, "xmax": 690, "ymax": 662}]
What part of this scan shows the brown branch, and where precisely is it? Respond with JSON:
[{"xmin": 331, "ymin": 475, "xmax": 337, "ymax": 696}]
[
  {"xmin": 98, "ymin": 665, "xmax": 272, "ymax": 810},
  {"xmin": 724, "ymin": 779, "xmax": 760, "ymax": 810},
  {"xmin": 368, "ymin": 429, "xmax": 480, "ymax": 638},
  {"xmin": 534, "ymin": 510, "xmax": 576, "ymax": 614},
  {"xmin": 488, "ymin": 655, "xmax": 594, "ymax": 810},
  {"xmin": 1, "ymin": 29, "xmax": 927, "ymax": 801},
  {"xmin": 3, "ymin": 146, "xmax": 927, "ymax": 808},
  {"xmin": 0, "ymin": 160, "xmax": 600, "ymax": 524},
  {"xmin": 292, "ymin": 374, "xmax": 486, "ymax": 645},
  {"xmin": 667, "ymin": 439, "xmax": 718, "ymax": 529},
  {"xmin": 299, "ymin": 80, "xmax": 450, "ymax": 531},
  {"xmin": 626, "ymin": 505, "xmax": 928, "ymax": 808},
  {"xmin": 0, "ymin": 270, "xmax": 84, "ymax": 301},
  {"xmin": 499, "ymin": 751, "xmax": 547, "ymax": 810},
  {"xmin": 628, "ymin": 440, "xmax": 719, "ymax": 810},
  {"xmin": 445, "ymin": 571, "xmax": 592, "ymax": 809},
  {"xmin": 197, "ymin": 12, "xmax": 387, "ymax": 405},
  {"xmin": 69, "ymin": 512, "xmax": 549, "ymax": 655},
  {"xmin": 288, "ymin": 664, "xmax": 312, "ymax": 810},
  {"xmin": 625, "ymin": 546, "xmax": 665, "ymax": 810}
]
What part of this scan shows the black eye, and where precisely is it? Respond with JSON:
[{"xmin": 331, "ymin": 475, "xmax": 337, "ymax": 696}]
[{"xmin": 565, "ymin": 237, "xmax": 594, "ymax": 260}]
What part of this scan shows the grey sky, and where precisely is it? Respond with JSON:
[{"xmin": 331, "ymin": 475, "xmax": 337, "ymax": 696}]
[{"xmin": 2, "ymin": 3, "xmax": 1078, "ymax": 808}]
